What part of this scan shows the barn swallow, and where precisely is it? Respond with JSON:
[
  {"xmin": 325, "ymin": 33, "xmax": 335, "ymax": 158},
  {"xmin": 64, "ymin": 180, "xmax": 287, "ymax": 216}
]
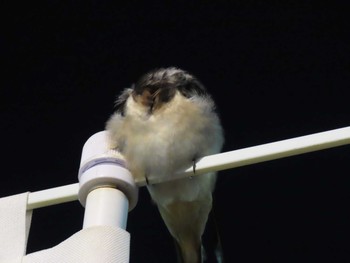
[{"xmin": 106, "ymin": 67, "xmax": 224, "ymax": 263}]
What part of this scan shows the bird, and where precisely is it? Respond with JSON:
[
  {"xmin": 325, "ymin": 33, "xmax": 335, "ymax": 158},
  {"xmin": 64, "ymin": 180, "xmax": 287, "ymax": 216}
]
[{"xmin": 106, "ymin": 67, "xmax": 224, "ymax": 263}]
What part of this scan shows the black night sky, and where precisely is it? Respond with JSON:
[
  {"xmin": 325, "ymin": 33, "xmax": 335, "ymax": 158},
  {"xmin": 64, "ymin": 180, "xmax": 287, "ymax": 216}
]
[{"xmin": 1, "ymin": 2, "xmax": 350, "ymax": 262}]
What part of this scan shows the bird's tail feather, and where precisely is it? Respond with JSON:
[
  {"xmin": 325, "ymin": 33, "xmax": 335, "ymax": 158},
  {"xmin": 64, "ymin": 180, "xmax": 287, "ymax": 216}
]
[
  {"xmin": 173, "ymin": 208, "xmax": 224, "ymax": 263},
  {"xmin": 202, "ymin": 208, "xmax": 225, "ymax": 263}
]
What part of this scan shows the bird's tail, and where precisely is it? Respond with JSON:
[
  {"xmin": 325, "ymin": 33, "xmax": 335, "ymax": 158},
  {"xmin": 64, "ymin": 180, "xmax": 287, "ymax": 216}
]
[
  {"xmin": 174, "ymin": 238, "xmax": 202, "ymax": 263},
  {"xmin": 201, "ymin": 208, "xmax": 225, "ymax": 263},
  {"xmin": 173, "ymin": 208, "xmax": 224, "ymax": 263}
]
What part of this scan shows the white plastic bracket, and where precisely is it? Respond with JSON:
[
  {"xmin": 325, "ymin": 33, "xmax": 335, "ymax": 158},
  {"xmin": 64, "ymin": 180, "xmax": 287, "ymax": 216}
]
[{"xmin": 78, "ymin": 131, "xmax": 138, "ymax": 229}]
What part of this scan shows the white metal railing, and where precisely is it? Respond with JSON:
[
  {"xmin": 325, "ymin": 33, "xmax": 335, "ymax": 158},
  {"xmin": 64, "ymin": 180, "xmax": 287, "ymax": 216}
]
[{"xmin": 27, "ymin": 126, "xmax": 350, "ymax": 210}]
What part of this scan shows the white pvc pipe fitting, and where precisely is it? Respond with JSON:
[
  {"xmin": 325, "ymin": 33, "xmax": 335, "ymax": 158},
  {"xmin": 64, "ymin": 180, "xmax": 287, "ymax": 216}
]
[{"xmin": 78, "ymin": 131, "xmax": 138, "ymax": 229}]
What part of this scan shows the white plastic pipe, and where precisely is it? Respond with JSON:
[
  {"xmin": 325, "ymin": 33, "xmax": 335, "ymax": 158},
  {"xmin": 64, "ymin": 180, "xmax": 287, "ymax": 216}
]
[
  {"xmin": 77, "ymin": 131, "xmax": 138, "ymax": 210},
  {"xmin": 27, "ymin": 183, "xmax": 79, "ymax": 210},
  {"xmin": 26, "ymin": 126, "xmax": 350, "ymax": 209},
  {"xmin": 78, "ymin": 131, "xmax": 138, "ymax": 229},
  {"xmin": 83, "ymin": 187, "xmax": 129, "ymax": 229},
  {"xmin": 145, "ymin": 126, "xmax": 350, "ymax": 185}
]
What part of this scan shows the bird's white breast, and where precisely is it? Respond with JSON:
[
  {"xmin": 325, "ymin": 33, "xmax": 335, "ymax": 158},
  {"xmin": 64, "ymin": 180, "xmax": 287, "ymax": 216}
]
[{"xmin": 106, "ymin": 91, "xmax": 224, "ymax": 204}]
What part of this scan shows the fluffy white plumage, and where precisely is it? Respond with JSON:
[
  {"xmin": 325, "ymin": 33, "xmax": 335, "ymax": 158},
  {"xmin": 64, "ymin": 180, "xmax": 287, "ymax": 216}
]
[{"xmin": 106, "ymin": 67, "xmax": 224, "ymax": 263}]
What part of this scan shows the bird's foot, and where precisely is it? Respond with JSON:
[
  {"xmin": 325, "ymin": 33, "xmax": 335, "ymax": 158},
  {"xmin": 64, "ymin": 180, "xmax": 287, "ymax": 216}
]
[
  {"xmin": 192, "ymin": 158, "xmax": 197, "ymax": 174},
  {"xmin": 145, "ymin": 174, "xmax": 150, "ymax": 185},
  {"xmin": 189, "ymin": 157, "xmax": 197, "ymax": 179}
]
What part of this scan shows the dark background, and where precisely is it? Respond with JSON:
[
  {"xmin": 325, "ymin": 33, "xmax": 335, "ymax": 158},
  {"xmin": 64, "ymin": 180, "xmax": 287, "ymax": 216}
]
[{"xmin": 1, "ymin": 2, "xmax": 349, "ymax": 262}]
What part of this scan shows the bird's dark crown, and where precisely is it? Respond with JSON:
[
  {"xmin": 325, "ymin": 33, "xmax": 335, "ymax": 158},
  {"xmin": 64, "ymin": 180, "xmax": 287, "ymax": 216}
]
[
  {"xmin": 116, "ymin": 67, "xmax": 208, "ymax": 116},
  {"xmin": 134, "ymin": 67, "xmax": 207, "ymax": 97}
]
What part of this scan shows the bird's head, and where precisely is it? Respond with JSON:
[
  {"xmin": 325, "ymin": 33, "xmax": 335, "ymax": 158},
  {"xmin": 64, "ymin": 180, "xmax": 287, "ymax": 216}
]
[{"xmin": 131, "ymin": 67, "xmax": 207, "ymax": 114}]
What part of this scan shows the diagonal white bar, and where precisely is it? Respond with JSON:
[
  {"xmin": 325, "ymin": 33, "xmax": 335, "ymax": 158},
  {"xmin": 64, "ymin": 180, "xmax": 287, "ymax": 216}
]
[
  {"xmin": 27, "ymin": 126, "xmax": 350, "ymax": 209},
  {"xmin": 27, "ymin": 183, "xmax": 79, "ymax": 210},
  {"xmin": 151, "ymin": 125, "xmax": 350, "ymax": 185}
]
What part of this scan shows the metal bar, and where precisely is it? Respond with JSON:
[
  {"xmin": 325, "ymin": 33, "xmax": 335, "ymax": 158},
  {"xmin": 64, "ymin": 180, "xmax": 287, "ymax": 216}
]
[{"xmin": 26, "ymin": 126, "xmax": 350, "ymax": 209}]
